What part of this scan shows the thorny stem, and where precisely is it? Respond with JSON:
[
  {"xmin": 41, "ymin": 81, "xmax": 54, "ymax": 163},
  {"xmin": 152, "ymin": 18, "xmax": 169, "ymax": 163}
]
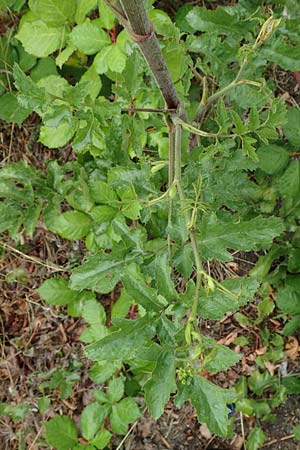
[{"xmin": 105, "ymin": 0, "xmax": 187, "ymax": 119}]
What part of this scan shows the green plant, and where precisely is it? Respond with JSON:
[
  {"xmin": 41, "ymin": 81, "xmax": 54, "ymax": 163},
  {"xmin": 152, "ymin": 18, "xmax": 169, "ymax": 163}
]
[{"xmin": 1, "ymin": 0, "xmax": 300, "ymax": 449}]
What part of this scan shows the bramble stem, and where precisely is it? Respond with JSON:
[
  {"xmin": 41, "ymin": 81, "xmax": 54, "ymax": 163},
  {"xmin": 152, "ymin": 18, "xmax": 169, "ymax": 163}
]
[{"xmin": 105, "ymin": 0, "xmax": 186, "ymax": 119}]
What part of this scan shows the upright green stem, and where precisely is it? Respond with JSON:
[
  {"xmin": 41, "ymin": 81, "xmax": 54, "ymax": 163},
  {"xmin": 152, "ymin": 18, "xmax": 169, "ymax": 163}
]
[
  {"xmin": 195, "ymin": 58, "xmax": 248, "ymax": 122},
  {"xmin": 167, "ymin": 117, "xmax": 175, "ymax": 261},
  {"xmin": 173, "ymin": 122, "xmax": 204, "ymax": 340}
]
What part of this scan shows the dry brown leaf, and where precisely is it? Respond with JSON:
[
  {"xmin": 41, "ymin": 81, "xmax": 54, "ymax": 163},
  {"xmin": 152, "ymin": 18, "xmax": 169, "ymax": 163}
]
[
  {"xmin": 285, "ymin": 336, "xmax": 299, "ymax": 360},
  {"xmin": 200, "ymin": 423, "xmax": 212, "ymax": 440},
  {"xmin": 231, "ymin": 435, "xmax": 244, "ymax": 450},
  {"xmin": 217, "ymin": 331, "xmax": 238, "ymax": 346},
  {"xmin": 264, "ymin": 360, "xmax": 279, "ymax": 376},
  {"xmin": 255, "ymin": 346, "xmax": 267, "ymax": 356}
]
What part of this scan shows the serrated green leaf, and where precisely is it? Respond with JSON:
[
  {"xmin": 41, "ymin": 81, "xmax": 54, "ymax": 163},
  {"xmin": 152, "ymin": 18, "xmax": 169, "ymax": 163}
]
[
  {"xmin": 257, "ymin": 144, "xmax": 289, "ymax": 175},
  {"xmin": 70, "ymin": 251, "xmax": 136, "ymax": 293},
  {"xmin": 198, "ymin": 277, "xmax": 259, "ymax": 320},
  {"xmin": 89, "ymin": 180, "xmax": 118, "ymax": 205},
  {"xmin": 45, "ymin": 416, "xmax": 78, "ymax": 450},
  {"xmin": 288, "ymin": 248, "xmax": 300, "ymax": 273},
  {"xmin": 31, "ymin": 57, "xmax": 58, "ymax": 82},
  {"xmin": 186, "ymin": 6, "xmax": 249, "ymax": 34},
  {"xmin": 39, "ymin": 119, "xmax": 76, "ymax": 148},
  {"xmin": 203, "ymin": 342, "xmax": 241, "ymax": 373},
  {"xmin": 144, "ymin": 350, "xmax": 176, "ymax": 419},
  {"xmin": 111, "ymin": 289, "xmax": 133, "ymax": 320},
  {"xmin": 56, "ymin": 45, "xmax": 75, "ymax": 68},
  {"xmin": 94, "ymin": 44, "xmax": 127, "ymax": 74},
  {"xmin": 80, "ymin": 65, "xmax": 102, "ymax": 101},
  {"xmin": 198, "ymin": 216, "xmax": 284, "ymax": 261},
  {"xmin": 121, "ymin": 264, "xmax": 165, "ymax": 312},
  {"xmin": 81, "ymin": 403, "xmax": 110, "ymax": 440},
  {"xmin": 107, "ymin": 378, "xmax": 124, "ymax": 403},
  {"xmin": 176, "ymin": 375, "xmax": 235, "ymax": 436},
  {"xmin": 246, "ymin": 427, "xmax": 265, "ymax": 450},
  {"xmin": 278, "ymin": 161, "xmax": 300, "ymax": 201},
  {"xmin": 13, "ymin": 64, "xmax": 45, "ymax": 111},
  {"xmin": 174, "ymin": 245, "xmax": 194, "ymax": 280},
  {"xmin": 53, "ymin": 211, "xmax": 91, "ymax": 240},
  {"xmin": 112, "ymin": 217, "xmax": 146, "ymax": 252},
  {"xmin": 248, "ymin": 370, "xmax": 277, "ymax": 396},
  {"xmin": 155, "ymin": 253, "xmax": 178, "ymax": 302},
  {"xmin": 90, "ymin": 428, "xmax": 112, "ymax": 449},
  {"xmin": 70, "ymin": 19, "xmax": 110, "ymax": 55},
  {"xmin": 276, "ymin": 276, "xmax": 300, "ymax": 315},
  {"xmin": 262, "ymin": 37, "xmax": 300, "ymax": 71},
  {"xmin": 16, "ymin": 21, "xmax": 65, "ymax": 58},
  {"xmin": 38, "ymin": 278, "xmax": 77, "ymax": 305},
  {"xmin": 90, "ymin": 205, "xmax": 116, "ymax": 223},
  {"xmin": 98, "ymin": 0, "xmax": 115, "ymax": 29},
  {"xmin": 89, "ymin": 361, "xmax": 122, "ymax": 384},
  {"xmin": 29, "ymin": 0, "xmax": 75, "ymax": 26},
  {"xmin": 282, "ymin": 375, "xmax": 300, "ymax": 394},
  {"xmin": 0, "ymin": 92, "xmax": 31, "ymax": 125},
  {"xmin": 110, "ymin": 398, "xmax": 140, "ymax": 435},
  {"xmin": 84, "ymin": 315, "xmax": 156, "ymax": 361},
  {"xmin": 82, "ymin": 299, "xmax": 106, "ymax": 325},
  {"xmin": 75, "ymin": 0, "xmax": 97, "ymax": 24},
  {"xmin": 282, "ymin": 316, "xmax": 300, "ymax": 336},
  {"xmin": 283, "ymin": 107, "xmax": 300, "ymax": 147}
]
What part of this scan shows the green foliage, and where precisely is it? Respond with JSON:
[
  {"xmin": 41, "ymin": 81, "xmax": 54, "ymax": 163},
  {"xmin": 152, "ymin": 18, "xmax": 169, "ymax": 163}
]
[
  {"xmin": 1, "ymin": 0, "xmax": 300, "ymax": 446},
  {"xmin": 45, "ymin": 416, "xmax": 78, "ymax": 450}
]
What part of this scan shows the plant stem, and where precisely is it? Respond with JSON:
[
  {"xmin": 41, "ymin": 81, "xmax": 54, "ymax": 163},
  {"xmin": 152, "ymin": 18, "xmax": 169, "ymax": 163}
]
[
  {"xmin": 105, "ymin": 0, "xmax": 186, "ymax": 118},
  {"xmin": 173, "ymin": 122, "xmax": 204, "ymax": 338},
  {"xmin": 194, "ymin": 58, "xmax": 249, "ymax": 122},
  {"xmin": 167, "ymin": 117, "xmax": 175, "ymax": 261}
]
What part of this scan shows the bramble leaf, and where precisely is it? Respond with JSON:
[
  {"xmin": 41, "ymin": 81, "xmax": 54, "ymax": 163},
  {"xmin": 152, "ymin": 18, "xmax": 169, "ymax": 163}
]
[
  {"xmin": 53, "ymin": 211, "xmax": 91, "ymax": 240},
  {"xmin": 246, "ymin": 427, "xmax": 265, "ymax": 450},
  {"xmin": 0, "ymin": 93, "xmax": 31, "ymax": 125},
  {"xmin": 70, "ymin": 19, "xmax": 110, "ymax": 55},
  {"xmin": 38, "ymin": 278, "xmax": 78, "ymax": 305},
  {"xmin": 45, "ymin": 416, "xmax": 78, "ymax": 450},
  {"xmin": 16, "ymin": 21, "xmax": 65, "ymax": 58},
  {"xmin": 80, "ymin": 403, "xmax": 110, "ymax": 440},
  {"xmin": 110, "ymin": 398, "xmax": 141, "ymax": 435},
  {"xmin": 28, "ymin": 0, "xmax": 75, "ymax": 26}
]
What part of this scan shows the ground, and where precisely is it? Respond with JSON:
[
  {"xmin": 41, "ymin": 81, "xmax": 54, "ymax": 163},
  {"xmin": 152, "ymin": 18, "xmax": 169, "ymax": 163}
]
[
  {"xmin": 0, "ymin": 161, "xmax": 299, "ymax": 448},
  {"xmin": 1, "ymin": 1, "xmax": 300, "ymax": 449}
]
